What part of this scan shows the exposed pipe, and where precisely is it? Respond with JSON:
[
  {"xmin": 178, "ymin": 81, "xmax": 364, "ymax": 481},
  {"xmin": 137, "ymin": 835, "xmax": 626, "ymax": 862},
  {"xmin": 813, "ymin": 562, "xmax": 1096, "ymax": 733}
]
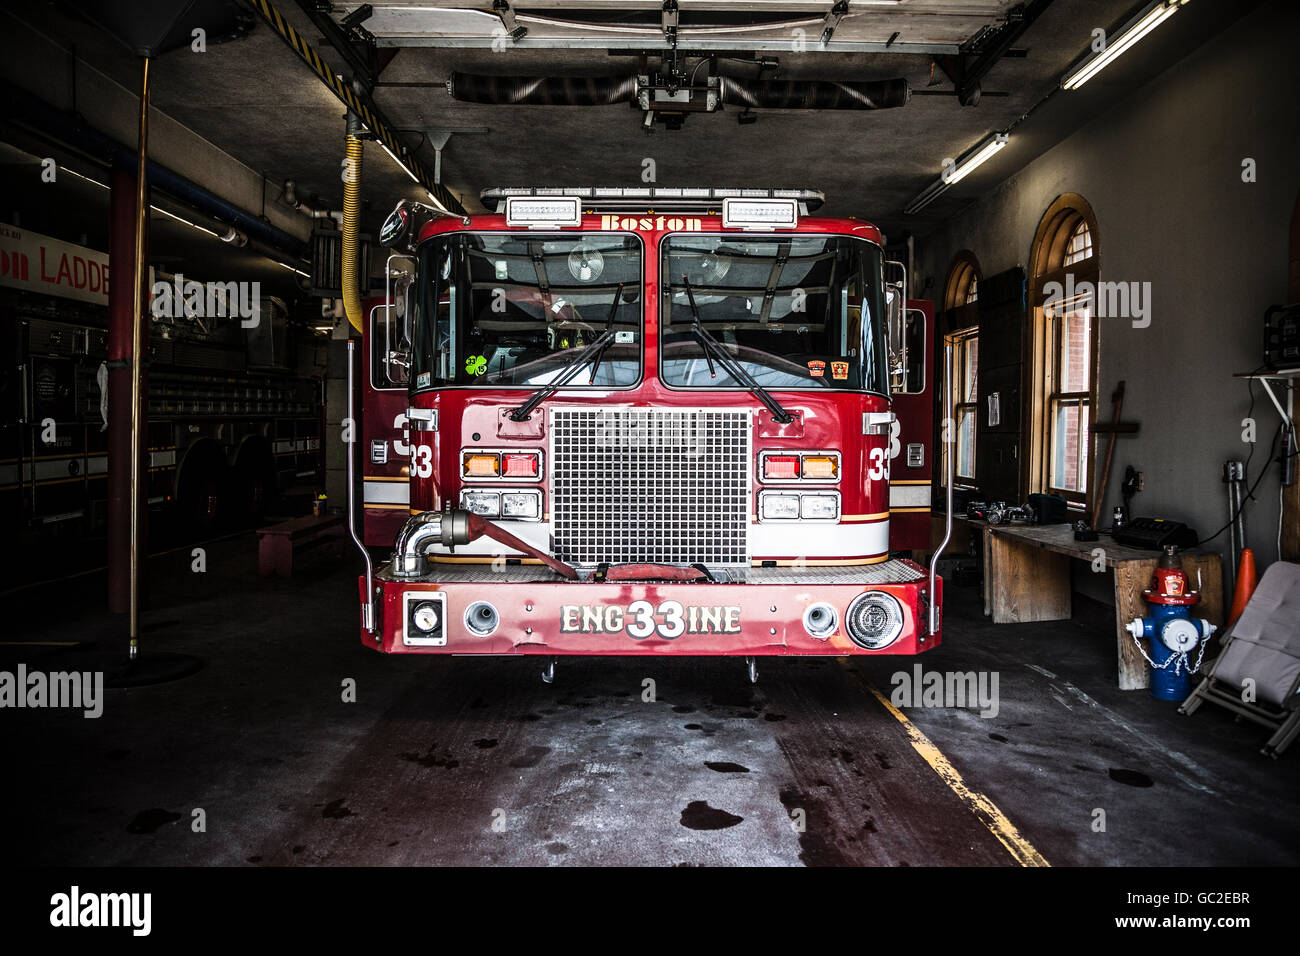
[
  {"xmin": 342, "ymin": 112, "xmax": 365, "ymax": 334},
  {"xmin": 448, "ymin": 73, "xmax": 639, "ymax": 106},
  {"xmin": 447, "ymin": 73, "xmax": 909, "ymax": 110},
  {"xmin": 720, "ymin": 77, "xmax": 909, "ymax": 110}
]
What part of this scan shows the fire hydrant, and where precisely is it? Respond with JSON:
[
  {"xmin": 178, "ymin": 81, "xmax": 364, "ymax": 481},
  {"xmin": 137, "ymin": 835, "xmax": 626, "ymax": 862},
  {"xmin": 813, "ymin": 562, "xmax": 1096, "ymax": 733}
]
[{"xmin": 1125, "ymin": 546, "xmax": 1216, "ymax": 701}]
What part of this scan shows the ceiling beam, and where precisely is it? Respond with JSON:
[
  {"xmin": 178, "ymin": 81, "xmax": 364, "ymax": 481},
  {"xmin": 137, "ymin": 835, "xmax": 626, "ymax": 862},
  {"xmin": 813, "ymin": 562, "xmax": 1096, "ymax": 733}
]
[{"xmin": 237, "ymin": 0, "xmax": 468, "ymax": 216}]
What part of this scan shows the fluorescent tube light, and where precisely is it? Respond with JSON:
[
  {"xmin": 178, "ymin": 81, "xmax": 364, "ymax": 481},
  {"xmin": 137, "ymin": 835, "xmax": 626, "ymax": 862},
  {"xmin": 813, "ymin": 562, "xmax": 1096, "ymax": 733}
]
[
  {"xmin": 1062, "ymin": 0, "xmax": 1185, "ymax": 91},
  {"xmin": 903, "ymin": 132, "xmax": 1009, "ymax": 215}
]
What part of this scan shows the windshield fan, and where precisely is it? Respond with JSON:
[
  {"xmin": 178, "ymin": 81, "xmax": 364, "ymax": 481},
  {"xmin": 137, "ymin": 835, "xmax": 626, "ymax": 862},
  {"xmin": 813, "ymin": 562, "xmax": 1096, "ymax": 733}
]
[{"xmin": 568, "ymin": 243, "xmax": 605, "ymax": 282}]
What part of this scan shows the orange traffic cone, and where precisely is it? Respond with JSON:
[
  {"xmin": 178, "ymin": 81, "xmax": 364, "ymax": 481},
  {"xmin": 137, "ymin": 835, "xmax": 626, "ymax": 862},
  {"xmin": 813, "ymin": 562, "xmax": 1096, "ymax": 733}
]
[{"xmin": 1228, "ymin": 548, "xmax": 1258, "ymax": 627}]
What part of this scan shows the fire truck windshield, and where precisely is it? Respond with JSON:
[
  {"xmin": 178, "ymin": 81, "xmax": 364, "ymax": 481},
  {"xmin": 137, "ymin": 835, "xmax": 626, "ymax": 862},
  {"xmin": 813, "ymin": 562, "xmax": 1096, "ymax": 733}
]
[
  {"xmin": 413, "ymin": 232, "xmax": 643, "ymax": 388},
  {"xmin": 660, "ymin": 234, "xmax": 888, "ymax": 394}
]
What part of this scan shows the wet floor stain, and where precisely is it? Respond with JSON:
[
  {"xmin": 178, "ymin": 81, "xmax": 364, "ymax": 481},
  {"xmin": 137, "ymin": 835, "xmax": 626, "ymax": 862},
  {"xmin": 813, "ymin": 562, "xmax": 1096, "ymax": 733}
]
[
  {"xmin": 989, "ymin": 733, "xmax": 1009, "ymax": 743},
  {"xmin": 126, "ymin": 808, "xmax": 181, "ymax": 834},
  {"xmin": 546, "ymin": 842, "xmax": 568, "ymax": 855},
  {"xmin": 292, "ymin": 845, "xmax": 305, "ymax": 854},
  {"xmin": 705, "ymin": 761, "xmax": 751, "ymax": 774},
  {"xmin": 680, "ymin": 800, "xmax": 744, "ymax": 830},
  {"xmin": 1108, "ymin": 768, "xmax": 1154, "ymax": 788},
  {"xmin": 514, "ymin": 713, "xmax": 543, "ymax": 722},
  {"xmin": 509, "ymin": 745, "xmax": 551, "ymax": 769},
  {"xmin": 672, "ymin": 705, "xmax": 696, "ymax": 713},
  {"xmin": 778, "ymin": 789, "xmax": 854, "ymax": 866},
  {"xmin": 400, "ymin": 748, "xmax": 460, "ymax": 769},
  {"xmin": 322, "ymin": 798, "xmax": 354, "ymax": 819},
  {"xmin": 683, "ymin": 723, "xmax": 702, "ymax": 730},
  {"xmin": 763, "ymin": 713, "xmax": 788, "ymax": 722},
  {"xmin": 246, "ymin": 855, "xmax": 262, "ymax": 863},
  {"xmin": 474, "ymin": 738, "xmax": 498, "ymax": 749}
]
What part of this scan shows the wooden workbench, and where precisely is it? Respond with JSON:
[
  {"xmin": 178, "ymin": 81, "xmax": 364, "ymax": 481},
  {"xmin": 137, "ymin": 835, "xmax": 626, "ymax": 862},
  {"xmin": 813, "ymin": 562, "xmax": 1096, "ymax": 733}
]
[{"xmin": 981, "ymin": 523, "xmax": 1223, "ymax": 690}]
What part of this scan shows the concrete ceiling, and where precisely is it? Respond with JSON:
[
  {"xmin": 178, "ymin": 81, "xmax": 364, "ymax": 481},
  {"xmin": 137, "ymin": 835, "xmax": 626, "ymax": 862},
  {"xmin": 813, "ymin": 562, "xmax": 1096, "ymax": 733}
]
[{"xmin": 0, "ymin": 0, "xmax": 1260, "ymax": 286}]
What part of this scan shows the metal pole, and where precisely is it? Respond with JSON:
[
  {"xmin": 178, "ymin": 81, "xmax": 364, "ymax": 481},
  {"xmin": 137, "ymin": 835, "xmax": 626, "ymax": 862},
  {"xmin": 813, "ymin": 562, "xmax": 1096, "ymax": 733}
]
[
  {"xmin": 346, "ymin": 339, "xmax": 376, "ymax": 633},
  {"xmin": 129, "ymin": 56, "xmax": 151, "ymax": 658},
  {"xmin": 928, "ymin": 341, "xmax": 955, "ymax": 635}
]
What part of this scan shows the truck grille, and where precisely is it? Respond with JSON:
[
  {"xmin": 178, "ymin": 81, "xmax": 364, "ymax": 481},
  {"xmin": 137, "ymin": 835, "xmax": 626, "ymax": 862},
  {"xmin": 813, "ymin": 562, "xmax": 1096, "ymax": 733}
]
[{"xmin": 551, "ymin": 407, "xmax": 751, "ymax": 567}]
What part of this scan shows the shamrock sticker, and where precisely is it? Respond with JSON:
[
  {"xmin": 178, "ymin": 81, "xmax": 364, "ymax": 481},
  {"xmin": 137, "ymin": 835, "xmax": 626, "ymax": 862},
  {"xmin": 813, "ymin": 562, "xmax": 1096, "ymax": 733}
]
[{"xmin": 465, "ymin": 354, "xmax": 487, "ymax": 376}]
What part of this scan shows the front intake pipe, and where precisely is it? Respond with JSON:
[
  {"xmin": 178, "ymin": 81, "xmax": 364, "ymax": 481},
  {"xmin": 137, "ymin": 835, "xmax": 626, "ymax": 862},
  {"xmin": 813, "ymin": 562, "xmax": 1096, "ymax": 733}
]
[
  {"xmin": 393, "ymin": 508, "xmax": 579, "ymax": 580},
  {"xmin": 392, "ymin": 510, "xmax": 472, "ymax": 576}
]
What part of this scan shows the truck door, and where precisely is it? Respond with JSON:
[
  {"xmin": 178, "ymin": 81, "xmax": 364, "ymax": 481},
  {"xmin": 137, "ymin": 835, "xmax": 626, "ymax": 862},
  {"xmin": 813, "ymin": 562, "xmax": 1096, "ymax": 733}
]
[{"xmin": 887, "ymin": 298, "xmax": 934, "ymax": 552}]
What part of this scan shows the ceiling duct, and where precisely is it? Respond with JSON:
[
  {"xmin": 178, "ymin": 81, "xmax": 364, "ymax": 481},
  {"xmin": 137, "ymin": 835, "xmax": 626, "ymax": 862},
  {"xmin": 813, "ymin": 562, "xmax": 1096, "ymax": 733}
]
[{"xmin": 448, "ymin": 73, "xmax": 909, "ymax": 111}]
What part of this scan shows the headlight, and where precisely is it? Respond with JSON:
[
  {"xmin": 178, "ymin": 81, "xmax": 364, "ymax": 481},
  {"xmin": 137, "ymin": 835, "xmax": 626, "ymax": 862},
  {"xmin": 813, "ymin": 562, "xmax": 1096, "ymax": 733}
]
[
  {"xmin": 845, "ymin": 591, "xmax": 905, "ymax": 649},
  {"xmin": 501, "ymin": 490, "xmax": 542, "ymax": 520},
  {"xmin": 800, "ymin": 493, "xmax": 839, "ymax": 520},
  {"xmin": 460, "ymin": 490, "xmax": 500, "ymax": 516},
  {"xmin": 760, "ymin": 492, "xmax": 800, "ymax": 520}
]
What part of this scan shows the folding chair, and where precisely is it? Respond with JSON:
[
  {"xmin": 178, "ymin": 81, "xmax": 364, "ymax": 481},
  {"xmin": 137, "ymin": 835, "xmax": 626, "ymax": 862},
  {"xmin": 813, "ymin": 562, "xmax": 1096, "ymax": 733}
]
[{"xmin": 1180, "ymin": 561, "xmax": 1300, "ymax": 757}]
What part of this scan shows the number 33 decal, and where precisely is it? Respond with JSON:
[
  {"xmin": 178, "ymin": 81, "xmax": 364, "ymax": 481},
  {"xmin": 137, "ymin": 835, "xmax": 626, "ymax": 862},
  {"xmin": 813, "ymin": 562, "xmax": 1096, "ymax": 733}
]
[
  {"xmin": 412, "ymin": 444, "xmax": 434, "ymax": 478},
  {"xmin": 867, "ymin": 447, "xmax": 889, "ymax": 482}
]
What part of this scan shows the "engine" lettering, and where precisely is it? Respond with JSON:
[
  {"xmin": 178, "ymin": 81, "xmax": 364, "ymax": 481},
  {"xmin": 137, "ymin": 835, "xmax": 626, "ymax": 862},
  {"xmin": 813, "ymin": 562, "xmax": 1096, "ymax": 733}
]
[{"xmin": 560, "ymin": 602, "xmax": 741, "ymax": 639}]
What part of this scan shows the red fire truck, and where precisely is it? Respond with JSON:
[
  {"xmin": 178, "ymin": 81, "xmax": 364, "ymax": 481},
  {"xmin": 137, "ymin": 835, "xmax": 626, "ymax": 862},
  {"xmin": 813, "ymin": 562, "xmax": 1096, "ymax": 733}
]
[{"xmin": 353, "ymin": 188, "xmax": 947, "ymax": 680}]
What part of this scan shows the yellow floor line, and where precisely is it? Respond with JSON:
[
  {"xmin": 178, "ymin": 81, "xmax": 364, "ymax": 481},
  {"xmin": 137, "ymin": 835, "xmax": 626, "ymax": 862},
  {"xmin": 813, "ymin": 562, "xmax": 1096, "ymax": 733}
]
[{"xmin": 840, "ymin": 660, "xmax": 1051, "ymax": 867}]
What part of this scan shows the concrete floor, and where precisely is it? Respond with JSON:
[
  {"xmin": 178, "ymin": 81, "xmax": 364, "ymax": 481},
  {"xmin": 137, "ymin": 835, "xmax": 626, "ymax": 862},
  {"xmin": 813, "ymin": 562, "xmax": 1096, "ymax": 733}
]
[{"xmin": 2, "ymin": 534, "xmax": 1297, "ymax": 867}]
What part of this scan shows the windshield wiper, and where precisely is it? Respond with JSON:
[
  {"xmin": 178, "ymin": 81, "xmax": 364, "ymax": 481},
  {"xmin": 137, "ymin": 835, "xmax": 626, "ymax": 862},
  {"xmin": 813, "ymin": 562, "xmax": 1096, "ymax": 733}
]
[
  {"xmin": 509, "ymin": 283, "xmax": 625, "ymax": 422},
  {"xmin": 680, "ymin": 275, "xmax": 795, "ymax": 425}
]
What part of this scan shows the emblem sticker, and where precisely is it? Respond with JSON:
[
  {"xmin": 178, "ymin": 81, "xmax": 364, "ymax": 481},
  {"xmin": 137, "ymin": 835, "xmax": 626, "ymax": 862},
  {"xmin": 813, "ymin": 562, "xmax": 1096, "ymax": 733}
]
[
  {"xmin": 831, "ymin": 361, "xmax": 849, "ymax": 380},
  {"xmin": 807, "ymin": 360, "xmax": 826, "ymax": 377}
]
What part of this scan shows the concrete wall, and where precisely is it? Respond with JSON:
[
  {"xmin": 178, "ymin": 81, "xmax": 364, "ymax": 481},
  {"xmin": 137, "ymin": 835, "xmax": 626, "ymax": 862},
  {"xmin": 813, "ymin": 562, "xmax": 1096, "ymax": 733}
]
[
  {"xmin": 0, "ymin": 9, "xmax": 310, "ymax": 246},
  {"xmin": 915, "ymin": 0, "xmax": 1300, "ymax": 593}
]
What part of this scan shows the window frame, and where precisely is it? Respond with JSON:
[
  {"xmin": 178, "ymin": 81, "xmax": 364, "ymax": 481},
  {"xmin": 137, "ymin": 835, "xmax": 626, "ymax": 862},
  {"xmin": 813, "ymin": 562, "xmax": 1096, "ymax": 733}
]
[
  {"xmin": 656, "ymin": 231, "xmax": 891, "ymax": 398},
  {"xmin": 943, "ymin": 326, "xmax": 979, "ymax": 488},
  {"xmin": 410, "ymin": 230, "xmax": 647, "ymax": 394},
  {"xmin": 1027, "ymin": 195, "xmax": 1100, "ymax": 512}
]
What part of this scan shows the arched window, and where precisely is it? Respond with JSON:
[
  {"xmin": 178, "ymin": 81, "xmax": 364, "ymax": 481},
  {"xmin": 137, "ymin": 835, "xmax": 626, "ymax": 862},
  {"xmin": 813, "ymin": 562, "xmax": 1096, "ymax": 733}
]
[
  {"xmin": 941, "ymin": 251, "xmax": 981, "ymax": 487},
  {"xmin": 944, "ymin": 251, "xmax": 982, "ymax": 311},
  {"xmin": 1028, "ymin": 194, "xmax": 1100, "ymax": 509}
]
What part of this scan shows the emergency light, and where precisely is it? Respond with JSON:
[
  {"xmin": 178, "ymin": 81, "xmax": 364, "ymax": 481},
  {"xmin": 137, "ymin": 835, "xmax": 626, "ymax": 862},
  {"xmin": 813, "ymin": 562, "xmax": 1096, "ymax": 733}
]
[
  {"xmin": 506, "ymin": 196, "xmax": 582, "ymax": 229},
  {"xmin": 722, "ymin": 197, "xmax": 799, "ymax": 231}
]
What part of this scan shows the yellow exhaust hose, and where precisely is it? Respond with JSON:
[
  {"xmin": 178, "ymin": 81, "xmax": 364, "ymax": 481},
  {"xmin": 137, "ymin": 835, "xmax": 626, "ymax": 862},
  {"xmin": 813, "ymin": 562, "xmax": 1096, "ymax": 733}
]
[{"xmin": 342, "ymin": 127, "xmax": 364, "ymax": 334}]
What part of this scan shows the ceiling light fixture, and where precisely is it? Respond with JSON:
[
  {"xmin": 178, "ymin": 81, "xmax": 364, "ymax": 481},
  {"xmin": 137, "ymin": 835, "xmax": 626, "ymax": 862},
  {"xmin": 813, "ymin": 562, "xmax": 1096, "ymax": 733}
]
[
  {"xmin": 1062, "ymin": 0, "xmax": 1187, "ymax": 91},
  {"xmin": 903, "ymin": 131, "xmax": 1009, "ymax": 215}
]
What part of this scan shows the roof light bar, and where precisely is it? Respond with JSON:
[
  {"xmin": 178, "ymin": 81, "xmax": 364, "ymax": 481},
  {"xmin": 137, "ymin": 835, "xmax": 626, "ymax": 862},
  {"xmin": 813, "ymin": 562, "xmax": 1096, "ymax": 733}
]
[
  {"xmin": 903, "ymin": 131, "xmax": 1009, "ymax": 215},
  {"xmin": 505, "ymin": 196, "xmax": 582, "ymax": 228},
  {"xmin": 481, "ymin": 186, "xmax": 825, "ymax": 214},
  {"xmin": 1062, "ymin": 0, "xmax": 1187, "ymax": 91}
]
